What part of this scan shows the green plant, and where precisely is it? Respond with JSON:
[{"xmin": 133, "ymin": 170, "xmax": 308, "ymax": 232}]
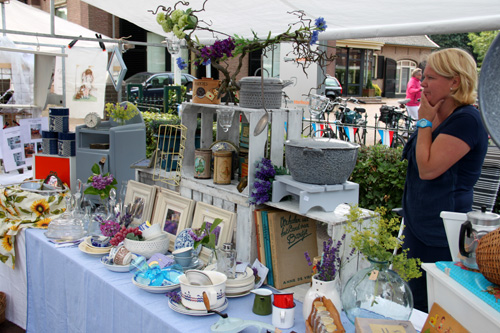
[
  {"xmin": 365, "ymin": 76, "xmax": 374, "ymax": 90},
  {"xmin": 349, "ymin": 145, "xmax": 407, "ymax": 215},
  {"xmin": 84, "ymin": 163, "xmax": 117, "ymax": 201},
  {"xmin": 142, "ymin": 111, "xmax": 182, "ymax": 157},
  {"xmin": 373, "ymin": 83, "xmax": 382, "ymax": 96},
  {"xmin": 188, "ymin": 218, "xmax": 223, "ymax": 257},
  {"xmin": 105, "ymin": 101, "xmax": 139, "ymax": 125},
  {"xmin": 345, "ymin": 205, "xmax": 422, "ymax": 282}
]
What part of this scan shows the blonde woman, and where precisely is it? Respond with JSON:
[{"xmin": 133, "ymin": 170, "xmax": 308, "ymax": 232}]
[{"xmin": 401, "ymin": 48, "xmax": 488, "ymax": 312}]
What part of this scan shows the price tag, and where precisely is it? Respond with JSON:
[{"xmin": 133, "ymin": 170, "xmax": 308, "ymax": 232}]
[
  {"xmin": 369, "ymin": 269, "xmax": 379, "ymax": 281},
  {"xmin": 304, "ymin": 196, "xmax": 309, "ymax": 202}
]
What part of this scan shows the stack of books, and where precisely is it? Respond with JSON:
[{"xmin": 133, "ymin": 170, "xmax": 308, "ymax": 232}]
[{"xmin": 254, "ymin": 207, "xmax": 318, "ymax": 289}]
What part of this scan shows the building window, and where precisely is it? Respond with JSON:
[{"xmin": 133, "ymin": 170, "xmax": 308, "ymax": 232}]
[
  {"xmin": 372, "ymin": 54, "xmax": 378, "ymax": 79},
  {"xmin": 396, "ymin": 60, "xmax": 417, "ymax": 94}
]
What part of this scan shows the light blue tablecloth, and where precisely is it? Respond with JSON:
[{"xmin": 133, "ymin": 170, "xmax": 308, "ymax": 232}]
[{"xmin": 27, "ymin": 229, "xmax": 341, "ymax": 333}]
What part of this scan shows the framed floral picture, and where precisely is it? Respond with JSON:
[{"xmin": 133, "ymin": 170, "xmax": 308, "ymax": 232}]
[
  {"xmin": 151, "ymin": 191, "xmax": 195, "ymax": 252},
  {"xmin": 191, "ymin": 202, "xmax": 236, "ymax": 263},
  {"xmin": 124, "ymin": 180, "xmax": 157, "ymax": 226}
]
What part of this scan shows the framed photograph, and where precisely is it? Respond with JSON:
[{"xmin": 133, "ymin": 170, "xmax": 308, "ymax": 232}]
[
  {"xmin": 191, "ymin": 202, "xmax": 236, "ymax": 263},
  {"xmin": 107, "ymin": 46, "xmax": 127, "ymax": 92},
  {"xmin": 151, "ymin": 191, "xmax": 195, "ymax": 251},
  {"xmin": 124, "ymin": 180, "xmax": 157, "ymax": 226}
]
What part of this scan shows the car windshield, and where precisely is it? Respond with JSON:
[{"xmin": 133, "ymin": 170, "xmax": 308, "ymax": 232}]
[
  {"xmin": 325, "ymin": 78, "xmax": 340, "ymax": 87},
  {"xmin": 125, "ymin": 73, "xmax": 154, "ymax": 84}
]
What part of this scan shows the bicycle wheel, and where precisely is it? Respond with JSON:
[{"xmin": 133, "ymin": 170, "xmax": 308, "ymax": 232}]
[
  {"xmin": 391, "ymin": 134, "xmax": 406, "ymax": 148},
  {"xmin": 302, "ymin": 124, "xmax": 337, "ymax": 139}
]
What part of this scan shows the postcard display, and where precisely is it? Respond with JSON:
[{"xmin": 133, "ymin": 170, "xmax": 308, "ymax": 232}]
[{"xmin": 0, "ymin": 117, "xmax": 48, "ymax": 172}]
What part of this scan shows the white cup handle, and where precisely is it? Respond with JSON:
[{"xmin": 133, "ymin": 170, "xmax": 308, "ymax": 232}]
[
  {"xmin": 280, "ymin": 310, "xmax": 285, "ymax": 324},
  {"xmin": 206, "ymin": 289, "xmax": 217, "ymax": 306}
]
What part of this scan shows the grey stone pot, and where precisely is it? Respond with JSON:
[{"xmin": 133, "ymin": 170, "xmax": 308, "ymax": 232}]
[{"xmin": 285, "ymin": 138, "xmax": 359, "ymax": 185}]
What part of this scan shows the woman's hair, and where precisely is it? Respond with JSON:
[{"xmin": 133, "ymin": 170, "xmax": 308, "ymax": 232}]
[
  {"xmin": 427, "ymin": 48, "xmax": 477, "ymax": 105},
  {"xmin": 411, "ymin": 68, "xmax": 422, "ymax": 77}
]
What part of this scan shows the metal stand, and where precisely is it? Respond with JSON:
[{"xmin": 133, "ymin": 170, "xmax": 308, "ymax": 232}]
[{"xmin": 271, "ymin": 175, "xmax": 359, "ymax": 214}]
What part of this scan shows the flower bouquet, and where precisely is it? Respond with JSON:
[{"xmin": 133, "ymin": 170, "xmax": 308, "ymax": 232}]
[
  {"xmin": 83, "ymin": 163, "xmax": 117, "ymax": 202},
  {"xmin": 188, "ymin": 218, "xmax": 222, "ymax": 257},
  {"xmin": 105, "ymin": 101, "xmax": 139, "ymax": 126}
]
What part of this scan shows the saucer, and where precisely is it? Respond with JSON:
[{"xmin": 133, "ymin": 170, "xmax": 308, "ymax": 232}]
[
  {"xmin": 204, "ymin": 264, "xmax": 255, "ymax": 287},
  {"xmin": 168, "ymin": 297, "xmax": 228, "ymax": 316},
  {"xmin": 226, "ymin": 290, "xmax": 252, "ymax": 298},
  {"xmin": 78, "ymin": 241, "xmax": 110, "ymax": 257},
  {"xmin": 167, "ymin": 255, "xmax": 202, "ymax": 271},
  {"xmin": 100, "ymin": 256, "xmax": 130, "ymax": 272},
  {"xmin": 132, "ymin": 276, "xmax": 180, "ymax": 294}
]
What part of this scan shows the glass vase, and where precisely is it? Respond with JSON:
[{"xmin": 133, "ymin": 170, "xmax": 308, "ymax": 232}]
[
  {"xmin": 302, "ymin": 274, "xmax": 342, "ymax": 321},
  {"xmin": 341, "ymin": 258, "xmax": 413, "ymax": 324}
]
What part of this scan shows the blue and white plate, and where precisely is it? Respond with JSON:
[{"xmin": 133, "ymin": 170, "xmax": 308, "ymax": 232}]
[{"xmin": 174, "ymin": 229, "xmax": 202, "ymax": 255}]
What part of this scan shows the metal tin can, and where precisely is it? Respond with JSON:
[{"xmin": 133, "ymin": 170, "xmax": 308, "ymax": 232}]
[
  {"xmin": 213, "ymin": 151, "xmax": 232, "ymax": 185},
  {"xmin": 57, "ymin": 132, "xmax": 75, "ymax": 157},
  {"xmin": 194, "ymin": 148, "xmax": 212, "ymax": 179},
  {"xmin": 49, "ymin": 107, "xmax": 69, "ymax": 133},
  {"xmin": 42, "ymin": 131, "xmax": 58, "ymax": 155}
]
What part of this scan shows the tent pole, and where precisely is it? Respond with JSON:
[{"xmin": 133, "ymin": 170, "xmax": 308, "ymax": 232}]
[
  {"xmin": 1, "ymin": 2, "xmax": 6, "ymax": 36},
  {"xmin": 50, "ymin": 0, "xmax": 55, "ymax": 35}
]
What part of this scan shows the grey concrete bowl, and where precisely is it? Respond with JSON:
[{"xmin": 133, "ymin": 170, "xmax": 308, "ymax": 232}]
[{"xmin": 285, "ymin": 138, "xmax": 359, "ymax": 185}]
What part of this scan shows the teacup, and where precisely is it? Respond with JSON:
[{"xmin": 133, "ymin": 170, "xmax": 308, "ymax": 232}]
[
  {"xmin": 274, "ymin": 292, "xmax": 294, "ymax": 309},
  {"xmin": 141, "ymin": 223, "xmax": 162, "ymax": 240},
  {"xmin": 114, "ymin": 246, "xmax": 132, "ymax": 266},
  {"xmin": 179, "ymin": 271, "xmax": 227, "ymax": 310},
  {"xmin": 174, "ymin": 253, "xmax": 195, "ymax": 267},
  {"xmin": 172, "ymin": 246, "xmax": 193, "ymax": 258},
  {"xmin": 272, "ymin": 302, "xmax": 296, "ymax": 329}
]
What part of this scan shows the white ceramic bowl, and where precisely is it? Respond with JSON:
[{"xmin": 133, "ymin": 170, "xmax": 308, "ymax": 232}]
[
  {"xmin": 141, "ymin": 224, "xmax": 162, "ymax": 240},
  {"xmin": 179, "ymin": 271, "xmax": 227, "ymax": 310},
  {"xmin": 124, "ymin": 234, "xmax": 170, "ymax": 259}
]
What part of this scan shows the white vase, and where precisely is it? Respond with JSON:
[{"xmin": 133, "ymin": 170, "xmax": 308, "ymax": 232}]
[{"xmin": 302, "ymin": 274, "xmax": 342, "ymax": 321}]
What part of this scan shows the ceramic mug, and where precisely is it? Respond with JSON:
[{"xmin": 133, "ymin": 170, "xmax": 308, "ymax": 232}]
[
  {"xmin": 272, "ymin": 302, "xmax": 296, "ymax": 329},
  {"xmin": 252, "ymin": 289, "xmax": 272, "ymax": 315},
  {"xmin": 274, "ymin": 292, "xmax": 294, "ymax": 308},
  {"xmin": 113, "ymin": 246, "xmax": 132, "ymax": 266}
]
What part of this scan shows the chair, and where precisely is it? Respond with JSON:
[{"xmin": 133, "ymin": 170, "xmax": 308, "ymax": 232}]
[{"xmin": 472, "ymin": 145, "xmax": 500, "ymax": 212}]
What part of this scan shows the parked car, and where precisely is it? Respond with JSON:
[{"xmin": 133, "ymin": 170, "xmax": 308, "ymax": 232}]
[
  {"xmin": 125, "ymin": 72, "xmax": 197, "ymax": 99},
  {"xmin": 324, "ymin": 76, "xmax": 342, "ymax": 100}
]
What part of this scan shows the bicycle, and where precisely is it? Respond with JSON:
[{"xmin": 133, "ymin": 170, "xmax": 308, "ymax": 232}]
[
  {"xmin": 301, "ymin": 94, "xmax": 337, "ymax": 138},
  {"xmin": 333, "ymin": 97, "xmax": 368, "ymax": 144},
  {"xmin": 378, "ymin": 104, "xmax": 415, "ymax": 148}
]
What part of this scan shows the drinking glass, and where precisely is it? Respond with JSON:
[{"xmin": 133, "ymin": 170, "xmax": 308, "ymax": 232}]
[{"xmin": 217, "ymin": 108, "xmax": 235, "ymax": 132}]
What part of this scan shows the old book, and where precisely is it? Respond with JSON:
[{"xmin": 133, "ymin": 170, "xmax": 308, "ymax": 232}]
[
  {"xmin": 355, "ymin": 317, "xmax": 417, "ymax": 333},
  {"xmin": 267, "ymin": 209, "xmax": 317, "ymax": 289},
  {"xmin": 261, "ymin": 210, "xmax": 274, "ymax": 287},
  {"xmin": 253, "ymin": 208, "xmax": 265, "ymax": 265},
  {"xmin": 421, "ymin": 303, "xmax": 469, "ymax": 333}
]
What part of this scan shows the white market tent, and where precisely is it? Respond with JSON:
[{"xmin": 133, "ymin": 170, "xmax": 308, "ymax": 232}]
[
  {"xmin": 81, "ymin": 0, "xmax": 500, "ymax": 41},
  {"xmin": 0, "ymin": 0, "xmax": 113, "ymax": 51}
]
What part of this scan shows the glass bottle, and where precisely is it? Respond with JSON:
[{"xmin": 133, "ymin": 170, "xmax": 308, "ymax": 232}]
[
  {"xmin": 216, "ymin": 243, "xmax": 237, "ymax": 279},
  {"xmin": 81, "ymin": 205, "xmax": 92, "ymax": 235},
  {"xmin": 341, "ymin": 258, "xmax": 413, "ymax": 324}
]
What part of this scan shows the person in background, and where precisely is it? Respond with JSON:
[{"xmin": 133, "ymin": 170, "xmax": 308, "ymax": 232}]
[
  {"xmin": 401, "ymin": 48, "xmax": 488, "ymax": 312},
  {"xmin": 406, "ymin": 68, "xmax": 423, "ymax": 120}
]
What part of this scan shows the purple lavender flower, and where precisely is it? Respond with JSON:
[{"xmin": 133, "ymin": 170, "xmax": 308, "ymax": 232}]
[
  {"xmin": 91, "ymin": 174, "xmax": 114, "ymax": 190},
  {"xmin": 304, "ymin": 251, "xmax": 312, "ymax": 266},
  {"xmin": 311, "ymin": 235, "xmax": 350, "ymax": 281},
  {"xmin": 176, "ymin": 57, "xmax": 187, "ymax": 70},
  {"xmin": 165, "ymin": 291, "xmax": 181, "ymax": 303}
]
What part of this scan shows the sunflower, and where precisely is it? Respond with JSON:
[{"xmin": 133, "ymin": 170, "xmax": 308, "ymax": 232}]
[
  {"xmin": 2, "ymin": 235, "xmax": 12, "ymax": 252},
  {"xmin": 31, "ymin": 199, "xmax": 50, "ymax": 217},
  {"xmin": 34, "ymin": 218, "xmax": 51, "ymax": 229},
  {"xmin": 9, "ymin": 224, "xmax": 20, "ymax": 232}
]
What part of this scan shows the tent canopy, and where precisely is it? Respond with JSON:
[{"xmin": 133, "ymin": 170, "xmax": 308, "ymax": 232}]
[
  {"xmin": 82, "ymin": 0, "xmax": 500, "ymax": 43},
  {"xmin": 0, "ymin": 0, "xmax": 112, "ymax": 51}
]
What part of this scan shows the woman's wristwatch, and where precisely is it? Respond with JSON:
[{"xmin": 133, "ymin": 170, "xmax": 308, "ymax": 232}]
[{"xmin": 416, "ymin": 118, "xmax": 432, "ymax": 128}]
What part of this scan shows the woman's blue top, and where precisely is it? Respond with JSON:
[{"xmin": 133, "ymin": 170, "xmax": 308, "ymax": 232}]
[{"xmin": 402, "ymin": 105, "xmax": 488, "ymax": 247}]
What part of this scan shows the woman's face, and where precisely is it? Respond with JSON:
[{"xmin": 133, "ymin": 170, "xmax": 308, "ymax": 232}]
[{"xmin": 421, "ymin": 66, "xmax": 455, "ymax": 106}]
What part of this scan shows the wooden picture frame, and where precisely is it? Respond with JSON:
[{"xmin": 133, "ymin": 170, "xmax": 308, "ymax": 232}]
[
  {"xmin": 150, "ymin": 191, "xmax": 195, "ymax": 252},
  {"xmin": 124, "ymin": 180, "xmax": 157, "ymax": 226},
  {"xmin": 191, "ymin": 202, "xmax": 236, "ymax": 264}
]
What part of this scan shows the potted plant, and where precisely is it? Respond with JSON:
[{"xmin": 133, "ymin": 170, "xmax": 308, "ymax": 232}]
[
  {"xmin": 362, "ymin": 76, "xmax": 375, "ymax": 97},
  {"xmin": 341, "ymin": 205, "xmax": 422, "ymax": 323},
  {"xmin": 303, "ymin": 234, "xmax": 355, "ymax": 321}
]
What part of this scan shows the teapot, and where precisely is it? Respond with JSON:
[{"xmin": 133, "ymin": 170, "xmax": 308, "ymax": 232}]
[{"xmin": 458, "ymin": 206, "xmax": 500, "ymax": 270}]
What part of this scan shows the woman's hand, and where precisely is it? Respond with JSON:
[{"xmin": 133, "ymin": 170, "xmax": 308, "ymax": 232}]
[{"xmin": 418, "ymin": 93, "xmax": 443, "ymax": 121}]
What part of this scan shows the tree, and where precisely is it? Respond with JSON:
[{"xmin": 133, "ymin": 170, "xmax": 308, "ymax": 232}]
[
  {"xmin": 428, "ymin": 33, "xmax": 476, "ymax": 60},
  {"xmin": 468, "ymin": 30, "xmax": 499, "ymax": 67}
]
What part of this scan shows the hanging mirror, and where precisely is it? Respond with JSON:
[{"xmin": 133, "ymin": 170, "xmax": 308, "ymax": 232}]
[{"xmin": 107, "ymin": 46, "xmax": 127, "ymax": 92}]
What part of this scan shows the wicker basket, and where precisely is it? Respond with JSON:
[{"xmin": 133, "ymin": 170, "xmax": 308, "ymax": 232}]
[
  {"xmin": 476, "ymin": 227, "xmax": 500, "ymax": 285},
  {"xmin": 0, "ymin": 291, "xmax": 6, "ymax": 324},
  {"xmin": 124, "ymin": 235, "xmax": 170, "ymax": 259}
]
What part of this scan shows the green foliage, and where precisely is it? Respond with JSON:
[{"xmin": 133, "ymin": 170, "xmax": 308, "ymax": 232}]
[
  {"xmin": 428, "ymin": 33, "xmax": 477, "ymax": 60},
  {"xmin": 468, "ymin": 30, "xmax": 499, "ymax": 67},
  {"xmin": 142, "ymin": 111, "xmax": 181, "ymax": 158},
  {"xmin": 365, "ymin": 76, "xmax": 374, "ymax": 89},
  {"xmin": 373, "ymin": 83, "xmax": 382, "ymax": 97},
  {"xmin": 349, "ymin": 145, "xmax": 407, "ymax": 214},
  {"xmin": 344, "ymin": 206, "xmax": 422, "ymax": 282},
  {"xmin": 193, "ymin": 218, "xmax": 223, "ymax": 252}
]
